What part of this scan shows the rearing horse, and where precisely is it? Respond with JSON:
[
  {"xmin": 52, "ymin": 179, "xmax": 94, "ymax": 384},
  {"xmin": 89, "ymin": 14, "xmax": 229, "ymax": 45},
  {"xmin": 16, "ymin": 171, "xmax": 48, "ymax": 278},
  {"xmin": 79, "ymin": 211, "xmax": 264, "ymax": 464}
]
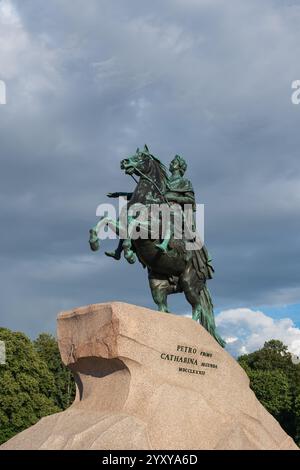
[{"xmin": 89, "ymin": 148, "xmax": 225, "ymax": 347}]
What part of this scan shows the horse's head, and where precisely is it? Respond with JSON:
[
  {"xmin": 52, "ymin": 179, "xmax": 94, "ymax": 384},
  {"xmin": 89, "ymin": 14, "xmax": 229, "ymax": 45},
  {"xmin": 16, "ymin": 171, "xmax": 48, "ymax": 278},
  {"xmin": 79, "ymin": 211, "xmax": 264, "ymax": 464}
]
[
  {"xmin": 121, "ymin": 144, "xmax": 167, "ymax": 181},
  {"xmin": 120, "ymin": 145, "xmax": 152, "ymax": 177}
]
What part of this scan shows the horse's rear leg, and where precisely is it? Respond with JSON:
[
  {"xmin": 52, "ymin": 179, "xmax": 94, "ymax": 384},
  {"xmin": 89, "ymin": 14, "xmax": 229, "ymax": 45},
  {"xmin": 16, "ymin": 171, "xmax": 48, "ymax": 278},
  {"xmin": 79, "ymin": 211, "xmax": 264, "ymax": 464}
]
[
  {"xmin": 148, "ymin": 275, "xmax": 172, "ymax": 313},
  {"xmin": 179, "ymin": 264, "xmax": 205, "ymax": 320}
]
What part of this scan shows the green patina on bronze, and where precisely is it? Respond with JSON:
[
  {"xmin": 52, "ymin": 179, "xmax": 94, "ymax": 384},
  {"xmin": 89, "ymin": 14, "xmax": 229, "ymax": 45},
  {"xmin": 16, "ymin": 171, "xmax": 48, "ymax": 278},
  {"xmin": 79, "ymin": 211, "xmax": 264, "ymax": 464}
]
[{"xmin": 89, "ymin": 145, "xmax": 225, "ymax": 347}]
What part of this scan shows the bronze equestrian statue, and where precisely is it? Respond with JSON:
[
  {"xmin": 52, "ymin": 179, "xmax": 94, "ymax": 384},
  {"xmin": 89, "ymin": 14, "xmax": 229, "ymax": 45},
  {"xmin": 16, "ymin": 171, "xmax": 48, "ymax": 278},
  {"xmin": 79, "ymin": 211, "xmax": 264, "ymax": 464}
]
[{"xmin": 89, "ymin": 145, "xmax": 225, "ymax": 347}]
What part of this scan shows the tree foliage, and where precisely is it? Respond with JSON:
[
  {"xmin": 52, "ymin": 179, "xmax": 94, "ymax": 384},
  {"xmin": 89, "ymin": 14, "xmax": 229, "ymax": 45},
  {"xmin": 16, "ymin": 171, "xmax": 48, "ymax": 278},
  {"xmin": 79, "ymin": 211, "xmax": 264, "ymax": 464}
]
[
  {"xmin": 0, "ymin": 328, "xmax": 59, "ymax": 444},
  {"xmin": 0, "ymin": 328, "xmax": 75, "ymax": 445},
  {"xmin": 33, "ymin": 333, "xmax": 75, "ymax": 409},
  {"xmin": 238, "ymin": 340, "xmax": 300, "ymax": 445}
]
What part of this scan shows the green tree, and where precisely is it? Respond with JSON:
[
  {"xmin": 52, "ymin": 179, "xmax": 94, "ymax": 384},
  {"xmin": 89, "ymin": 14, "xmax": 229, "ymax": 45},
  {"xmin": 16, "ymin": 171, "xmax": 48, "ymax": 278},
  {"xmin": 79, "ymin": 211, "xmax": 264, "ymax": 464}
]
[
  {"xmin": 0, "ymin": 328, "xmax": 59, "ymax": 445},
  {"xmin": 238, "ymin": 340, "xmax": 300, "ymax": 445},
  {"xmin": 33, "ymin": 333, "xmax": 75, "ymax": 409},
  {"xmin": 245, "ymin": 369, "xmax": 292, "ymax": 415}
]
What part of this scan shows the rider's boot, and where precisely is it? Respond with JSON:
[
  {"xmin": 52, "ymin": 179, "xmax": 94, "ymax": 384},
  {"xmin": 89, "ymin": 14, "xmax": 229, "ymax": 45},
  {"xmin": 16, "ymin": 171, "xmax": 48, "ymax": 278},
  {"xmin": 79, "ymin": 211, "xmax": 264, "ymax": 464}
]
[
  {"xmin": 105, "ymin": 250, "xmax": 121, "ymax": 260},
  {"xmin": 156, "ymin": 238, "xmax": 170, "ymax": 253},
  {"xmin": 105, "ymin": 240, "xmax": 123, "ymax": 260}
]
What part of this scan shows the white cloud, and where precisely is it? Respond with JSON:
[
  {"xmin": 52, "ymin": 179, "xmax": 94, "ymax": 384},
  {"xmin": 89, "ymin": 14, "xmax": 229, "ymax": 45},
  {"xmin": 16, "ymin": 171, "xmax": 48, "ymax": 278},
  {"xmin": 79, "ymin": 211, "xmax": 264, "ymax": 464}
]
[
  {"xmin": 216, "ymin": 307, "xmax": 300, "ymax": 357},
  {"xmin": 0, "ymin": 0, "xmax": 20, "ymax": 25},
  {"xmin": 225, "ymin": 336, "xmax": 238, "ymax": 344},
  {"xmin": 0, "ymin": 0, "xmax": 63, "ymax": 113}
]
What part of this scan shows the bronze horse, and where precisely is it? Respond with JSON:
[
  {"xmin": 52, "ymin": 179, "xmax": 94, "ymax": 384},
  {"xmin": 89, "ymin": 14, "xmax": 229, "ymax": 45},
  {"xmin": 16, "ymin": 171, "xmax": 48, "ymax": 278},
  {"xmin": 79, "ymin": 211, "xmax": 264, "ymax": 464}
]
[{"xmin": 89, "ymin": 148, "xmax": 225, "ymax": 347}]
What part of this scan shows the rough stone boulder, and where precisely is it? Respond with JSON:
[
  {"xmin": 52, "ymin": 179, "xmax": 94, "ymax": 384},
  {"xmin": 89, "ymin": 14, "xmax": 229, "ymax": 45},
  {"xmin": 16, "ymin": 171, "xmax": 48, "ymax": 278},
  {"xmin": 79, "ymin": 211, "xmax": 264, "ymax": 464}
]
[{"xmin": 1, "ymin": 302, "xmax": 298, "ymax": 450}]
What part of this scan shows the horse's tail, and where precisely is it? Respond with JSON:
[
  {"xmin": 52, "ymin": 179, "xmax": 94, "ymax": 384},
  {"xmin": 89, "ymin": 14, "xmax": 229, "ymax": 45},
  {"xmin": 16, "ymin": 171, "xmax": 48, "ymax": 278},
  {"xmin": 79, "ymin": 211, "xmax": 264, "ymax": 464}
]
[{"xmin": 198, "ymin": 285, "xmax": 226, "ymax": 348}]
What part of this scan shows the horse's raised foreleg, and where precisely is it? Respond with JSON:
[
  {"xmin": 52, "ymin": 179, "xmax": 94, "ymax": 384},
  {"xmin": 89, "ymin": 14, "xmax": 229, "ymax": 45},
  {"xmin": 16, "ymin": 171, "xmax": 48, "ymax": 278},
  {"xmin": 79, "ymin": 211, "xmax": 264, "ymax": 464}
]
[
  {"xmin": 89, "ymin": 216, "xmax": 137, "ymax": 265},
  {"xmin": 89, "ymin": 227, "xmax": 100, "ymax": 251},
  {"xmin": 89, "ymin": 217, "xmax": 120, "ymax": 252}
]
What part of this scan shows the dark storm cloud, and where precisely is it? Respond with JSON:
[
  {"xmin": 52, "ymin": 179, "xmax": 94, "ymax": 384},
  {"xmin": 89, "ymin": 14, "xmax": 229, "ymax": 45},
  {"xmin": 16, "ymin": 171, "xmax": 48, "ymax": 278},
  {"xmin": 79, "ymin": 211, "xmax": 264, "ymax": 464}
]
[{"xmin": 0, "ymin": 0, "xmax": 300, "ymax": 336}]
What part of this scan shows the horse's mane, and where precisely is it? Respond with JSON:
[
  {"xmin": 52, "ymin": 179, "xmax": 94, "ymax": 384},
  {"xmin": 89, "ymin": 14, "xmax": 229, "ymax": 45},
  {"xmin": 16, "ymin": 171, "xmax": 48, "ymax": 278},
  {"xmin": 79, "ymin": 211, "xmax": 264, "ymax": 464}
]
[{"xmin": 141, "ymin": 151, "xmax": 168, "ymax": 182}]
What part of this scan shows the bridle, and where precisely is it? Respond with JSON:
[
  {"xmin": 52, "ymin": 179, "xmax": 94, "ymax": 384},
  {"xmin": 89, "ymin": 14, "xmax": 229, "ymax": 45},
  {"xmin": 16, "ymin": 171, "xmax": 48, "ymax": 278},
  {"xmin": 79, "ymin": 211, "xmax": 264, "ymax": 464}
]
[{"xmin": 129, "ymin": 156, "xmax": 170, "ymax": 206}]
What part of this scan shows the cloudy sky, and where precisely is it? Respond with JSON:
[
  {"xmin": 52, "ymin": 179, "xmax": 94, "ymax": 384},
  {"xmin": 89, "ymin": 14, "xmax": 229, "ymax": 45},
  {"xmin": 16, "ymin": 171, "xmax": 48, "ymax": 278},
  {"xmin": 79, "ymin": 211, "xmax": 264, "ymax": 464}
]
[{"xmin": 0, "ymin": 0, "xmax": 299, "ymax": 357}]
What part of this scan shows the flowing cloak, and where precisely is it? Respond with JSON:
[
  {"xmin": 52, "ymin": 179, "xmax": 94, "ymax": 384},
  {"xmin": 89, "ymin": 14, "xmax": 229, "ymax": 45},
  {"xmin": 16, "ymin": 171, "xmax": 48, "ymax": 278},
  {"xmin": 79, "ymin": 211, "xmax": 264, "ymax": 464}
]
[
  {"xmin": 166, "ymin": 176, "xmax": 214, "ymax": 281},
  {"xmin": 192, "ymin": 244, "xmax": 215, "ymax": 281}
]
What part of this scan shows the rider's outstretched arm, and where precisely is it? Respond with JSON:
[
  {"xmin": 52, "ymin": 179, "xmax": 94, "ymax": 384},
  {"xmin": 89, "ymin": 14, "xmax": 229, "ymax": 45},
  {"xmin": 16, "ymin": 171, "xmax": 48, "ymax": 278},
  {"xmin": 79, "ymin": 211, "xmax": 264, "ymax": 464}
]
[{"xmin": 107, "ymin": 192, "xmax": 133, "ymax": 199}]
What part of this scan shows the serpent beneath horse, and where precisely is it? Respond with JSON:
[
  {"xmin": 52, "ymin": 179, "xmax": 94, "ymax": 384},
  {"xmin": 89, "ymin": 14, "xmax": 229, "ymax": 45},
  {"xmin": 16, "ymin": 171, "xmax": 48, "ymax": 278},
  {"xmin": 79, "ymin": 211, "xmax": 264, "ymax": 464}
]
[{"xmin": 89, "ymin": 148, "xmax": 225, "ymax": 347}]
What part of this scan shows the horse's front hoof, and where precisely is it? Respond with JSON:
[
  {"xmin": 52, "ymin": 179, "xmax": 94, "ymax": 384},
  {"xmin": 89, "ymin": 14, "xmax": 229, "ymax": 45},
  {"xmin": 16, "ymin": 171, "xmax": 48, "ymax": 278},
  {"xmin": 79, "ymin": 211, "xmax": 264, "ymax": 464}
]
[
  {"xmin": 89, "ymin": 239, "xmax": 100, "ymax": 252},
  {"xmin": 125, "ymin": 251, "xmax": 136, "ymax": 264},
  {"xmin": 89, "ymin": 229, "xmax": 100, "ymax": 252}
]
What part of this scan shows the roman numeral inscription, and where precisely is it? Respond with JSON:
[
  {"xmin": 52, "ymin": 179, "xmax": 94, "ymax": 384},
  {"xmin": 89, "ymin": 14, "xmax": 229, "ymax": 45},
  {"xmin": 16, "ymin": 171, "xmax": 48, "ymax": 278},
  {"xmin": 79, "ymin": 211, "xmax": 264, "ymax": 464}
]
[{"xmin": 160, "ymin": 344, "xmax": 219, "ymax": 376}]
